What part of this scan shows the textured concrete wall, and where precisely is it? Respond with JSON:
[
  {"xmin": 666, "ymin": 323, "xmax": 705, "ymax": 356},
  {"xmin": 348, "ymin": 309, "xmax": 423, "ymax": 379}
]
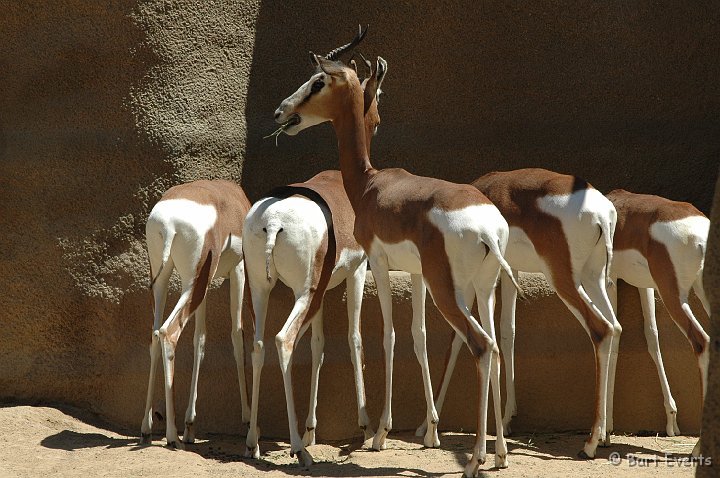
[
  {"xmin": 699, "ymin": 170, "xmax": 720, "ymax": 475},
  {"xmin": 1, "ymin": 1, "xmax": 718, "ymax": 441}
]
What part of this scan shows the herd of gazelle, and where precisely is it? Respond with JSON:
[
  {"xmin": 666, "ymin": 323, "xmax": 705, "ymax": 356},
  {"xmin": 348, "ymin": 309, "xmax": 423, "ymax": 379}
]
[{"xmin": 139, "ymin": 27, "xmax": 710, "ymax": 475}]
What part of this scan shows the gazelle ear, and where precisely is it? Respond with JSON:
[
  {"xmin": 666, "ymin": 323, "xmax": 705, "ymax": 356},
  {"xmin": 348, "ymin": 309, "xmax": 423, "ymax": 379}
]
[
  {"xmin": 349, "ymin": 59, "xmax": 358, "ymax": 74},
  {"xmin": 363, "ymin": 60, "xmax": 378, "ymax": 114},
  {"xmin": 376, "ymin": 56, "xmax": 388, "ymax": 91}
]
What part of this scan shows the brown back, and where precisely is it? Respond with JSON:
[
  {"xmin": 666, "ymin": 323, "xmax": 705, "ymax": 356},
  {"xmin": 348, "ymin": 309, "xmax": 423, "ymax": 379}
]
[{"xmin": 607, "ymin": 188, "xmax": 705, "ymax": 253}]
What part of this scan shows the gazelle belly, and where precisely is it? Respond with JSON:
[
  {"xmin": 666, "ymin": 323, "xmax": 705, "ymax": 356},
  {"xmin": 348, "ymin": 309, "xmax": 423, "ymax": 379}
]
[
  {"xmin": 370, "ymin": 237, "xmax": 422, "ymax": 274},
  {"xmin": 504, "ymin": 226, "xmax": 546, "ymax": 273},
  {"xmin": 612, "ymin": 249, "xmax": 656, "ymax": 289}
]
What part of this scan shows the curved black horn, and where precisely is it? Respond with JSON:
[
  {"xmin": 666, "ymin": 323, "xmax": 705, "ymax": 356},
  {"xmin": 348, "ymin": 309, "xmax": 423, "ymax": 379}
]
[{"xmin": 325, "ymin": 24, "xmax": 368, "ymax": 61}]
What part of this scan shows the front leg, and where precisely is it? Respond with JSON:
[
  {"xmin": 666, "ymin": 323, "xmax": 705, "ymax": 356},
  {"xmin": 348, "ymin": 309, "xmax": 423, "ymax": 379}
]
[
  {"xmin": 410, "ymin": 274, "xmax": 440, "ymax": 448},
  {"xmin": 346, "ymin": 261, "xmax": 374, "ymax": 440},
  {"xmin": 369, "ymin": 254, "xmax": 394, "ymax": 451}
]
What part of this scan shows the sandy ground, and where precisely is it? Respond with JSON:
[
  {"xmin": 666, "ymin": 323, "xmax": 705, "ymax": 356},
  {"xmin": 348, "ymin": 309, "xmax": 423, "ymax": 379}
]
[{"xmin": 0, "ymin": 404, "xmax": 706, "ymax": 477}]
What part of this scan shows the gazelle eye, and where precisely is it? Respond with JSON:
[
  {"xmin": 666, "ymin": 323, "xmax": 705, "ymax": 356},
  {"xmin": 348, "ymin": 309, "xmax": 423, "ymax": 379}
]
[{"xmin": 311, "ymin": 79, "xmax": 324, "ymax": 93}]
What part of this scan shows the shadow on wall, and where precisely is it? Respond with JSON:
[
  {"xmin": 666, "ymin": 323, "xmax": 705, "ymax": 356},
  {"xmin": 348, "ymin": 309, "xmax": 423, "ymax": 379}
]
[{"xmin": 243, "ymin": 1, "xmax": 720, "ymax": 210}]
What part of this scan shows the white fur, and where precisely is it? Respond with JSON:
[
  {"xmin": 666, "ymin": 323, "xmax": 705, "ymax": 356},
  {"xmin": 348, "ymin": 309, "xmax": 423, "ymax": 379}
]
[
  {"xmin": 141, "ymin": 197, "xmax": 250, "ymax": 448},
  {"xmin": 243, "ymin": 194, "xmax": 372, "ymax": 463}
]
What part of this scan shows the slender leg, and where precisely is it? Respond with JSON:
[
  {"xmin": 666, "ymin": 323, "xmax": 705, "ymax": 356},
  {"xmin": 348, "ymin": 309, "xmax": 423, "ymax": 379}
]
[
  {"xmin": 498, "ymin": 270, "xmax": 519, "ymax": 434},
  {"xmin": 463, "ymin": 324, "xmax": 494, "ymax": 477},
  {"xmin": 638, "ymin": 287, "xmax": 680, "ymax": 436},
  {"xmin": 230, "ymin": 262, "xmax": 251, "ymax": 432},
  {"xmin": 415, "ymin": 330, "xmax": 463, "ymax": 438},
  {"xmin": 471, "ymin": 257, "xmax": 507, "ymax": 468},
  {"xmin": 346, "ymin": 261, "xmax": 374, "ymax": 440},
  {"xmin": 410, "ymin": 274, "xmax": 441, "ymax": 448},
  {"xmin": 693, "ymin": 274, "xmax": 710, "ymax": 317},
  {"xmin": 554, "ymin": 282, "xmax": 613, "ymax": 459},
  {"xmin": 276, "ymin": 294, "xmax": 315, "ymax": 467},
  {"xmin": 581, "ymin": 254, "xmax": 621, "ymax": 447},
  {"xmin": 158, "ymin": 286, "xmax": 195, "ymax": 449},
  {"xmin": 370, "ymin": 254, "xmax": 395, "ymax": 451},
  {"xmin": 245, "ymin": 282, "xmax": 272, "ymax": 459},
  {"xmin": 183, "ymin": 298, "xmax": 207, "ymax": 443},
  {"xmin": 141, "ymin": 257, "xmax": 174, "ymax": 443},
  {"xmin": 303, "ymin": 304, "xmax": 325, "ymax": 447}
]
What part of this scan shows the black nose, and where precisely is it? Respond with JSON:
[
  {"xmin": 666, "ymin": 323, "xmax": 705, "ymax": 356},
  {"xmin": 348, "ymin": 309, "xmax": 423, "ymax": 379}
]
[{"xmin": 274, "ymin": 111, "xmax": 281, "ymax": 120}]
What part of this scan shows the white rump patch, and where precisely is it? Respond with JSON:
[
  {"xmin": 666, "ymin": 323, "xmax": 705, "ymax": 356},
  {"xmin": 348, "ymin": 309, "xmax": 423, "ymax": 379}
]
[{"xmin": 149, "ymin": 199, "xmax": 218, "ymax": 237}]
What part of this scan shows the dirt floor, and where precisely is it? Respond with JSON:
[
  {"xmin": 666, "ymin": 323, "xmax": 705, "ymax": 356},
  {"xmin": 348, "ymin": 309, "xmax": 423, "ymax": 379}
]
[{"xmin": 0, "ymin": 404, "xmax": 707, "ymax": 477}]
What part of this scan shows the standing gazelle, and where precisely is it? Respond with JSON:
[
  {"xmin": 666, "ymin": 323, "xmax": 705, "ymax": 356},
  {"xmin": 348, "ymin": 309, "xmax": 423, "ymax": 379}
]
[
  {"xmin": 417, "ymin": 168, "xmax": 620, "ymax": 459},
  {"xmin": 141, "ymin": 180, "xmax": 251, "ymax": 448},
  {"xmin": 607, "ymin": 189, "xmax": 709, "ymax": 455},
  {"xmin": 242, "ymin": 51, "xmax": 386, "ymax": 465},
  {"xmin": 273, "ymin": 27, "xmax": 521, "ymax": 475}
]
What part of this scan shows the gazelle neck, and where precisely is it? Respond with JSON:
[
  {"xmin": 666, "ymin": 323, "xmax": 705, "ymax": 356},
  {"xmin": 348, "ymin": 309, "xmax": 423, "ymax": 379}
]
[{"xmin": 331, "ymin": 84, "xmax": 375, "ymax": 210}]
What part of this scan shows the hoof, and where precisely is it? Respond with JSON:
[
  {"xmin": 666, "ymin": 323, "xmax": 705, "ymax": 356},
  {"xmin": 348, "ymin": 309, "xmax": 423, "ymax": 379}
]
[
  {"xmin": 296, "ymin": 448, "xmax": 314, "ymax": 468},
  {"xmin": 577, "ymin": 450, "xmax": 592, "ymax": 460},
  {"xmin": 360, "ymin": 425, "xmax": 375, "ymax": 441},
  {"xmin": 166, "ymin": 440, "xmax": 185, "ymax": 450},
  {"xmin": 244, "ymin": 445, "xmax": 260, "ymax": 459},
  {"xmin": 302, "ymin": 427, "xmax": 316, "ymax": 447},
  {"xmin": 503, "ymin": 423, "xmax": 512, "ymax": 437},
  {"xmin": 371, "ymin": 430, "xmax": 388, "ymax": 451},
  {"xmin": 464, "ymin": 455, "xmax": 484, "ymax": 477},
  {"xmin": 423, "ymin": 430, "xmax": 440, "ymax": 448},
  {"xmin": 183, "ymin": 424, "xmax": 196, "ymax": 444},
  {"xmin": 600, "ymin": 434, "xmax": 611, "ymax": 448},
  {"xmin": 495, "ymin": 454, "xmax": 509, "ymax": 469},
  {"xmin": 140, "ymin": 433, "xmax": 152, "ymax": 445}
]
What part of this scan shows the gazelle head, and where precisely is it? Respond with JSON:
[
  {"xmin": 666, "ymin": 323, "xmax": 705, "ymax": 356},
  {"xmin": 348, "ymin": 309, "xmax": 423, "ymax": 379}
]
[{"xmin": 273, "ymin": 26, "xmax": 386, "ymax": 139}]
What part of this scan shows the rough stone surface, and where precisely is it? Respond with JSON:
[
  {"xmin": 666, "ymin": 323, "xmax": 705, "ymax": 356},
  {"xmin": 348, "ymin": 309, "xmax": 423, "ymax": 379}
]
[
  {"xmin": 1, "ymin": 1, "xmax": 718, "ymax": 441},
  {"xmin": 699, "ymin": 170, "xmax": 720, "ymax": 475}
]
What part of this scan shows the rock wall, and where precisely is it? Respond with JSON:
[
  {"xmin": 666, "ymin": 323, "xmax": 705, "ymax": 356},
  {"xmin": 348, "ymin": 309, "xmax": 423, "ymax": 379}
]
[
  {"xmin": 1, "ymin": 1, "xmax": 718, "ymax": 441},
  {"xmin": 699, "ymin": 170, "xmax": 720, "ymax": 474}
]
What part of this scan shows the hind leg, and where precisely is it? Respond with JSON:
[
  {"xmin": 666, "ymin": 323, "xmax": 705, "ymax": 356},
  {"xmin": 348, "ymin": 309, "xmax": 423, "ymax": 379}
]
[
  {"xmin": 498, "ymin": 270, "xmax": 519, "ymax": 434},
  {"xmin": 303, "ymin": 304, "xmax": 325, "ymax": 447},
  {"xmin": 183, "ymin": 299, "xmax": 207, "ymax": 443},
  {"xmin": 581, "ymin": 248, "xmax": 621, "ymax": 447},
  {"xmin": 638, "ymin": 287, "xmax": 680, "ymax": 436},
  {"xmin": 554, "ymin": 279, "xmax": 614, "ymax": 459},
  {"xmin": 245, "ymin": 279, "xmax": 273, "ymax": 459},
  {"xmin": 276, "ymin": 293, "xmax": 316, "ymax": 467},
  {"xmin": 466, "ymin": 266, "xmax": 515, "ymax": 468},
  {"xmin": 158, "ymin": 285, "xmax": 196, "ymax": 449},
  {"xmin": 141, "ymin": 257, "xmax": 174, "ymax": 443}
]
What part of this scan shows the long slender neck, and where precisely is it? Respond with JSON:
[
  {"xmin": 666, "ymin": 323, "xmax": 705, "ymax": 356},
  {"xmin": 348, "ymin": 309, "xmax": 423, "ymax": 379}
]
[{"xmin": 331, "ymin": 84, "xmax": 375, "ymax": 210}]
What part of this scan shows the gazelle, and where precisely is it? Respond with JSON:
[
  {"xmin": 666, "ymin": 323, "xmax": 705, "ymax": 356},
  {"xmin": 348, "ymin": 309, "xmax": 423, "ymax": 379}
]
[
  {"xmin": 273, "ymin": 27, "xmax": 521, "ymax": 475},
  {"xmin": 140, "ymin": 179, "xmax": 252, "ymax": 448},
  {"xmin": 606, "ymin": 189, "xmax": 709, "ymax": 455},
  {"xmin": 242, "ymin": 46, "xmax": 383, "ymax": 464},
  {"xmin": 416, "ymin": 168, "xmax": 620, "ymax": 459}
]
